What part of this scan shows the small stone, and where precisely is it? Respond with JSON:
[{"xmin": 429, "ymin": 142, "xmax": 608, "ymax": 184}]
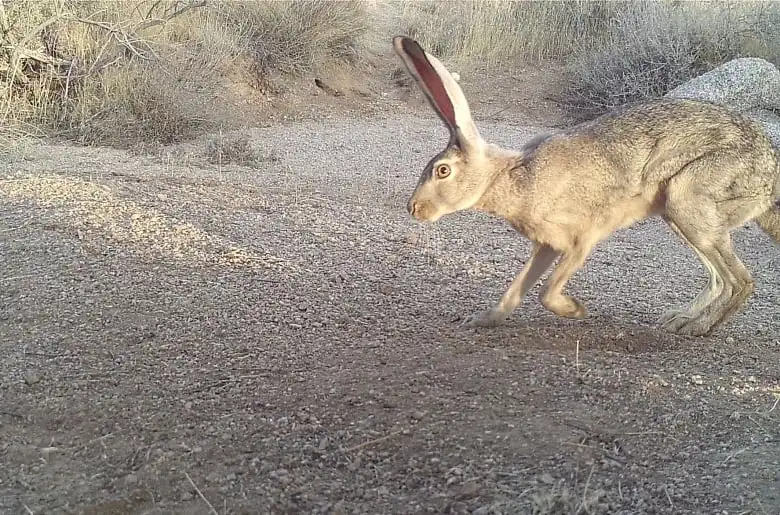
[
  {"xmin": 377, "ymin": 485, "xmax": 390, "ymax": 496},
  {"xmin": 725, "ymin": 336, "xmax": 735, "ymax": 345},
  {"xmin": 472, "ymin": 506, "xmax": 490, "ymax": 515},
  {"xmin": 24, "ymin": 372, "xmax": 41, "ymax": 385},
  {"xmin": 455, "ymin": 481, "xmax": 481, "ymax": 501},
  {"xmin": 271, "ymin": 468, "xmax": 289, "ymax": 479},
  {"xmin": 411, "ymin": 410, "xmax": 425, "ymax": 420},
  {"xmin": 654, "ymin": 375, "xmax": 669, "ymax": 387},
  {"xmin": 691, "ymin": 375, "xmax": 704, "ymax": 385},
  {"xmin": 405, "ymin": 233, "xmax": 420, "ymax": 245},
  {"xmin": 180, "ymin": 490, "xmax": 194, "ymax": 501},
  {"xmin": 540, "ymin": 473, "xmax": 555, "ymax": 485}
]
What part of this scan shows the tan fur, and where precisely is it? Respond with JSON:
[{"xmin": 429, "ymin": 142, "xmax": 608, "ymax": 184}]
[
  {"xmin": 756, "ymin": 204, "xmax": 780, "ymax": 241},
  {"xmin": 407, "ymin": 96, "xmax": 780, "ymax": 336}
]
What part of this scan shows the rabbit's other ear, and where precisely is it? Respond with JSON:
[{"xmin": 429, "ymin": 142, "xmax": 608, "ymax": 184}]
[{"xmin": 393, "ymin": 36, "xmax": 484, "ymax": 152}]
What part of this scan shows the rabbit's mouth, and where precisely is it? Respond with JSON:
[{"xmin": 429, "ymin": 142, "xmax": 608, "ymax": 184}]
[{"xmin": 407, "ymin": 199, "xmax": 444, "ymax": 222}]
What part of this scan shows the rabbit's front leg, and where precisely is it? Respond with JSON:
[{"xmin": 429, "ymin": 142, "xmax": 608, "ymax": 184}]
[
  {"xmin": 538, "ymin": 246, "xmax": 593, "ymax": 319},
  {"xmin": 463, "ymin": 244, "xmax": 559, "ymax": 327}
]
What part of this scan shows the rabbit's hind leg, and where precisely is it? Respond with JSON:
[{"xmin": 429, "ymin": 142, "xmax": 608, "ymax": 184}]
[
  {"xmin": 657, "ymin": 217, "xmax": 723, "ymax": 329},
  {"xmin": 660, "ymin": 168, "xmax": 757, "ymax": 336}
]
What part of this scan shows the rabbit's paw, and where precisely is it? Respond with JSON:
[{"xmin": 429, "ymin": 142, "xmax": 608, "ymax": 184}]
[
  {"xmin": 542, "ymin": 295, "xmax": 587, "ymax": 319},
  {"xmin": 461, "ymin": 308, "xmax": 507, "ymax": 328},
  {"xmin": 657, "ymin": 307, "xmax": 685, "ymax": 326}
]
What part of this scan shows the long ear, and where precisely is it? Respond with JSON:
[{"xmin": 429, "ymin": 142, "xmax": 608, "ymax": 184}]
[{"xmin": 393, "ymin": 36, "xmax": 484, "ymax": 152}]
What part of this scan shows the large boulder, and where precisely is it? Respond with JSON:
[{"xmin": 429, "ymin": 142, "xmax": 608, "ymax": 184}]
[
  {"xmin": 665, "ymin": 57, "xmax": 780, "ymax": 149},
  {"xmin": 666, "ymin": 57, "xmax": 780, "ymax": 113},
  {"xmin": 746, "ymin": 108, "xmax": 780, "ymax": 150}
]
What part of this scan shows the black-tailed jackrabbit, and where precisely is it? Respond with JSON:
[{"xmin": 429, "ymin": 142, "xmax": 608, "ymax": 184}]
[{"xmin": 393, "ymin": 36, "xmax": 780, "ymax": 336}]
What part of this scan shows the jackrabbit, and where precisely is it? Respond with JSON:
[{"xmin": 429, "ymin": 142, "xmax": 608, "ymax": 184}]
[{"xmin": 393, "ymin": 36, "xmax": 780, "ymax": 336}]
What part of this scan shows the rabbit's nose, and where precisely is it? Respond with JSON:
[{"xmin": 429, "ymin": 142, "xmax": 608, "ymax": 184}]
[{"xmin": 408, "ymin": 200, "xmax": 417, "ymax": 217}]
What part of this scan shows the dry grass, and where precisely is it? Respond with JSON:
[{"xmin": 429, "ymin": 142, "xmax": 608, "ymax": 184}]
[
  {"xmin": 397, "ymin": 0, "xmax": 780, "ymax": 116},
  {"xmin": 204, "ymin": 130, "xmax": 278, "ymax": 168},
  {"xmin": 3, "ymin": 0, "xmax": 780, "ymax": 149},
  {"xmin": 562, "ymin": 0, "xmax": 780, "ymax": 117},
  {"xmin": 531, "ymin": 479, "xmax": 608, "ymax": 515},
  {"xmin": 396, "ymin": 0, "xmax": 620, "ymax": 65},
  {"xmin": 216, "ymin": 0, "xmax": 369, "ymax": 91},
  {"xmin": 0, "ymin": 0, "xmax": 369, "ymax": 148}
]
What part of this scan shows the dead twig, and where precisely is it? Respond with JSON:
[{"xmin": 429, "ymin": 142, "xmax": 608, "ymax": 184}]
[
  {"xmin": 0, "ymin": 274, "xmax": 37, "ymax": 282},
  {"xmin": 721, "ymin": 447, "xmax": 748, "ymax": 466},
  {"xmin": 184, "ymin": 471, "xmax": 218, "ymax": 515},
  {"xmin": 581, "ymin": 464, "xmax": 595, "ymax": 510},
  {"xmin": 341, "ymin": 429, "xmax": 404, "ymax": 453}
]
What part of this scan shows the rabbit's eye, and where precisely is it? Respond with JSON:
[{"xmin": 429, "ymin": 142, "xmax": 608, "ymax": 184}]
[{"xmin": 435, "ymin": 164, "xmax": 451, "ymax": 179}]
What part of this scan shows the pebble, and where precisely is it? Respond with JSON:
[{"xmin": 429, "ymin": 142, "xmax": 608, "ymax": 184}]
[{"xmin": 24, "ymin": 371, "xmax": 41, "ymax": 385}]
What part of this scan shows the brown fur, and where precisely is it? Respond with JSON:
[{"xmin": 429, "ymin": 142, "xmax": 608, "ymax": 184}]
[
  {"xmin": 395, "ymin": 37, "xmax": 780, "ymax": 336},
  {"xmin": 756, "ymin": 204, "xmax": 780, "ymax": 241}
]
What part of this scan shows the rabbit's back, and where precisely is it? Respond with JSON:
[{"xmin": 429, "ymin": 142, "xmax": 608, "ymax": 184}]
[{"xmin": 522, "ymin": 98, "xmax": 777, "ymax": 205}]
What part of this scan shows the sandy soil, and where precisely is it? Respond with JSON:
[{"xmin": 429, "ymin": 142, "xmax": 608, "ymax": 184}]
[{"xmin": 1, "ymin": 108, "xmax": 779, "ymax": 514}]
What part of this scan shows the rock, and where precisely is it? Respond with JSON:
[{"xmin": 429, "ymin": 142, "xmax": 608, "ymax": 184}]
[
  {"xmin": 24, "ymin": 371, "xmax": 41, "ymax": 385},
  {"xmin": 665, "ymin": 57, "xmax": 780, "ymax": 149},
  {"xmin": 332, "ymin": 499, "xmax": 347, "ymax": 515},
  {"xmin": 454, "ymin": 481, "xmax": 481, "ymax": 501},
  {"xmin": 745, "ymin": 108, "xmax": 780, "ymax": 149},
  {"xmin": 666, "ymin": 57, "xmax": 780, "ymax": 113}
]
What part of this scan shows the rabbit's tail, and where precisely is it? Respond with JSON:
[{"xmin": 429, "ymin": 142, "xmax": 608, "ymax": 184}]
[{"xmin": 756, "ymin": 200, "xmax": 780, "ymax": 243}]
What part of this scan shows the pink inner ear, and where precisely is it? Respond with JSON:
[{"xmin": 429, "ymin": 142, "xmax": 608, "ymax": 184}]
[{"xmin": 401, "ymin": 39, "xmax": 457, "ymax": 129}]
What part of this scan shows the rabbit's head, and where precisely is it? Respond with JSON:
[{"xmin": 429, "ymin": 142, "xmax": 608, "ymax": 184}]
[{"xmin": 393, "ymin": 36, "xmax": 494, "ymax": 222}]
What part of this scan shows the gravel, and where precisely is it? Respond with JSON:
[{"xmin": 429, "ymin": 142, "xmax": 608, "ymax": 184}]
[{"xmin": 0, "ymin": 111, "xmax": 779, "ymax": 514}]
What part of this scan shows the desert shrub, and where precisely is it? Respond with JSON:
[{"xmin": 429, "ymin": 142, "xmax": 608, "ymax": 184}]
[
  {"xmin": 398, "ymin": 0, "xmax": 780, "ymax": 116},
  {"xmin": 0, "ymin": 0, "xmax": 369, "ymax": 148},
  {"xmin": 397, "ymin": 0, "xmax": 623, "ymax": 64},
  {"xmin": 561, "ymin": 1, "xmax": 780, "ymax": 117},
  {"xmin": 205, "ymin": 131, "xmax": 278, "ymax": 167},
  {"xmin": 214, "ymin": 0, "xmax": 369, "ymax": 92}
]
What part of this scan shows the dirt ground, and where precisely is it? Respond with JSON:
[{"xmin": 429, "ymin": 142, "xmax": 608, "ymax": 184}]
[{"xmin": 2, "ymin": 88, "xmax": 780, "ymax": 515}]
